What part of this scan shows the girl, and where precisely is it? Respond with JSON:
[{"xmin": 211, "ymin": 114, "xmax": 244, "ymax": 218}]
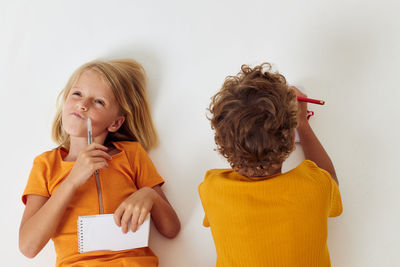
[{"xmin": 19, "ymin": 59, "xmax": 181, "ymax": 266}]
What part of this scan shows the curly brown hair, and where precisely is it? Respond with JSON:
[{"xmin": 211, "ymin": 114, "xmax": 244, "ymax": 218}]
[{"xmin": 208, "ymin": 63, "xmax": 298, "ymax": 177}]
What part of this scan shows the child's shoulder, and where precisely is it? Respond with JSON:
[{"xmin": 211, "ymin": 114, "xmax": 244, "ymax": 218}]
[
  {"xmin": 111, "ymin": 141, "xmax": 145, "ymax": 155},
  {"xmin": 112, "ymin": 141, "xmax": 140, "ymax": 148},
  {"xmin": 33, "ymin": 147, "xmax": 63, "ymax": 163},
  {"xmin": 200, "ymin": 169, "xmax": 234, "ymax": 192},
  {"xmin": 205, "ymin": 168, "xmax": 234, "ymax": 178},
  {"xmin": 299, "ymin": 159, "xmax": 319, "ymax": 170},
  {"xmin": 296, "ymin": 160, "xmax": 333, "ymax": 184},
  {"xmin": 298, "ymin": 160, "xmax": 326, "ymax": 173}
]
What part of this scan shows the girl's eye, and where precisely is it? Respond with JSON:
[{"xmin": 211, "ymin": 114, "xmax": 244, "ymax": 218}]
[
  {"xmin": 72, "ymin": 91, "xmax": 81, "ymax": 96},
  {"xmin": 95, "ymin": 99, "xmax": 105, "ymax": 106}
]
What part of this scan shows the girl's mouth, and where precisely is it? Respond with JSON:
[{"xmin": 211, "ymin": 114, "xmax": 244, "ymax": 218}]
[{"xmin": 72, "ymin": 112, "xmax": 84, "ymax": 119}]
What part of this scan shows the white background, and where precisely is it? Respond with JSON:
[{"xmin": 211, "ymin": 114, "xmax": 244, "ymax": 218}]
[{"xmin": 1, "ymin": 0, "xmax": 400, "ymax": 266}]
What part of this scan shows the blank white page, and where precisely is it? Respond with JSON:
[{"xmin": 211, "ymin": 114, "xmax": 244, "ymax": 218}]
[{"xmin": 78, "ymin": 214, "xmax": 150, "ymax": 253}]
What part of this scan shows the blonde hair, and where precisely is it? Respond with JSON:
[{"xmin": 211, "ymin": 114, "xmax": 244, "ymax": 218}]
[{"xmin": 52, "ymin": 59, "xmax": 158, "ymax": 151}]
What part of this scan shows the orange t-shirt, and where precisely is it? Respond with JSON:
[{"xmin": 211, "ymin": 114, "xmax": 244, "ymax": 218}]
[
  {"xmin": 199, "ymin": 160, "xmax": 343, "ymax": 267},
  {"xmin": 22, "ymin": 141, "xmax": 164, "ymax": 267}
]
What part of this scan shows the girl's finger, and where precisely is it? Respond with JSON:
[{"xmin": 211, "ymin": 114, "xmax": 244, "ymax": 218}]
[
  {"xmin": 120, "ymin": 207, "xmax": 133, "ymax": 234},
  {"xmin": 137, "ymin": 208, "xmax": 149, "ymax": 226},
  {"xmin": 87, "ymin": 143, "xmax": 109, "ymax": 151},
  {"xmin": 113, "ymin": 205, "xmax": 124, "ymax": 227},
  {"xmin": 130, "ymin": 206, "xmax": 141, "ymax": 232},
  {"xmin": 90, "ymin": 157, "xmax": 111, "ymax": 167},
  {"xmin": 93, "ymin": 161, "xmax": 108, "ymax": 170},
  {"xmin": 87, "ymin": 150, "xmax": 112, "ymax": 161}
]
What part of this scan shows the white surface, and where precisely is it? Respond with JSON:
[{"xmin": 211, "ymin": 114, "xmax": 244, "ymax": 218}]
[
  {"xmin": 1, "ymin": 0, "xmax": 400, "ymax": 266},
  {"xmin": 78, "ymin": 214, "xmax": 149, "ymax": 253}
]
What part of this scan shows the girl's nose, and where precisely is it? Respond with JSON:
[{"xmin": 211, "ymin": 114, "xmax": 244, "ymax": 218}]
[{"xmin": 78, "ymin": 100, "xmax": 89, "ymax": 111}]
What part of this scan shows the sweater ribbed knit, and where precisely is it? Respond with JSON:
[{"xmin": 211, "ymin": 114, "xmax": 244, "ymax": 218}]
[{"xmin": 199, "ymin": 160, "xmax": 342, "ymax": 267}]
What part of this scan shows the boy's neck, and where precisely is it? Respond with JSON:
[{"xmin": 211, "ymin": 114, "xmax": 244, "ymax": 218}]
[
  {"xmin": 235, "ymin": 166, "xmax": 282, "ymax": 178},
  {"xmin": 64, "ymin": 134, "xmax": 107, "ymax": 161}
]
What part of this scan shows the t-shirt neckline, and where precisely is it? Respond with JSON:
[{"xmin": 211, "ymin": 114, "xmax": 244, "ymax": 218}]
[{"xmin": 58, "ymin": 141, "xmax": 125, "ymax": 164}]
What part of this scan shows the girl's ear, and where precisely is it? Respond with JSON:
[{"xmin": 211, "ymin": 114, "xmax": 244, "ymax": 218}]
[{"xmin": 108, "ymin": 116, "xmax": 125, "ymax": 133}]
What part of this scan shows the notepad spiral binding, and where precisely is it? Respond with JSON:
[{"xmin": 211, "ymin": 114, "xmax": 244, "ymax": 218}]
[{"xmin": 77, "ymin": 217, "xmax": 85, "ymax": 253}]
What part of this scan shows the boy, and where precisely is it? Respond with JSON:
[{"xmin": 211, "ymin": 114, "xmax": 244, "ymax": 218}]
[{"xmin": 199, "ymin": 63, "xmax": 342, "ymax": 267}]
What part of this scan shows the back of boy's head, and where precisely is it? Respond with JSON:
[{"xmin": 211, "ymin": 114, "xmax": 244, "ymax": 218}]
[
  {"xmin": 208, "ymin": 63, "xmax": 298, "ymax": 177},
  {"xmin": 52, "ymin": 59, "xmax": 158, "ymax": 151}
]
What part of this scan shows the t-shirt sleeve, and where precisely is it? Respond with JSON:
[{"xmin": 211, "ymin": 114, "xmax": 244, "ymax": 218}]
[
  {"xmin": 328, "ymin": 174, "xmax": 343, "ymax": 217},
  {"xmin": 202, "ymin": 215, "xmax": 210, "ymax": 227},
  {"xmin": 129, "ymin": 143, "xmax": 164, "ymax": 188},
  {"xmin": 198, "ymin": 179, "xmax": 210, "ymax": 228},
  {"xmin": 316, "ymin": 165, "xmax": 343, "ymax": 217},
  {"xmin": 22, "ymin": 156, "xmax": 51, "ymax": 205},
  {"xmin": 305, "ymin": 161, "xmax": 343, "ymax": 217}
]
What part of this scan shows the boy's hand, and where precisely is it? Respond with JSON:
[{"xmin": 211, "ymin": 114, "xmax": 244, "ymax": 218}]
[
  {"xmin": 113, "ymin": 187, "xmax": 158, "ymax": 233},
  {"xmin": 290, "ymin": 86, "xmax": 309, "ymax": 127},
  {"xmin": 66, "ymin": 143, "xmax": 112, "ymax": 188}
]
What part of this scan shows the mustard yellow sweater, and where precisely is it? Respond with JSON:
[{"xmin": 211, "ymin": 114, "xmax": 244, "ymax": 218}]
[{"xmin": 199, "ymin": 160, "xmax": 342, "ymax": 267}]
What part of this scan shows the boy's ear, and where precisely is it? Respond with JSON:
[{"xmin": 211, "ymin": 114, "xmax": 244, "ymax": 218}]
[{"xmin": 108, "ymin": 116, "xmax": 125, "ymax": 133}]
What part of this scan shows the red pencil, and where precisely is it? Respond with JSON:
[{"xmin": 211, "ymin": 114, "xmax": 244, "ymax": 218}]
[{"xmin": 297, "ymin": 96, "xmax": 325, "ymax": 105}]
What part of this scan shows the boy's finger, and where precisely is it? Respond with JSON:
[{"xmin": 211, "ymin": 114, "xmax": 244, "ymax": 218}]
[{"xmin": 290, "ymin": 86, "xmax": 307, "ymax": 98}]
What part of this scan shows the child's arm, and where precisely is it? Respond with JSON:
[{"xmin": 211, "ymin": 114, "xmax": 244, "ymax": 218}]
[
  {"xmin": 19, "ymin": 144, "xmax": 111, "ymax": 258},
  {"xmin": 19, "ymin": 183, "xmax": 79, "ymax": 258},
  {"xmin": 114, "ymin": 185, "xmax": 181, "ymax": 238},
  {"xmin": 293, "ymin": 87, "xmax": 339, "ymax": 185}
]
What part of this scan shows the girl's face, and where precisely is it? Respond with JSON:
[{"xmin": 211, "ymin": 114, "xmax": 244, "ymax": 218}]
[{"xmin": 62, "ymin": 70, "xmax": 124, "ymax": 139}]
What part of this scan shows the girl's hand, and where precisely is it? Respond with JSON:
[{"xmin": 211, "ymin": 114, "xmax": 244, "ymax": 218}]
[
  {"xmin": 113, "ymin": 187, "xmax": 157, "ymax": 233},
  {"xmin": 290, "ymin": 86, "xmax": 309, "ymax": 127},
  {"xmin": 66, "ymin": 143, "xmax": 112, "ymax": 188}
]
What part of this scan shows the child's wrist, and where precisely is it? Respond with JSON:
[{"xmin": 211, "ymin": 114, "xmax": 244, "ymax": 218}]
[
  {"xmin": 61, "ymin": 177, "xmax": 80, "ymax": 193},
  {"xmin": 64, "ymin": 174, "xmax": 81, "ymax": 191},
  {"xmin": 150, "ymin": 188, "xmax": 160, "ymax": 202},
  {"xmin": 297, "ymin": 119, "xmax": 309, "ymax": 129},
  {"xmin": 137, "ymin": 187, "xmax": 158, "ymax": 200},
  {"xmin": 297, "ymin": 120, "xmax": 312, "ymax": 136},
  {"xmin": 146, "ymin": 187, "xmax": 161, "ymax": 204}
]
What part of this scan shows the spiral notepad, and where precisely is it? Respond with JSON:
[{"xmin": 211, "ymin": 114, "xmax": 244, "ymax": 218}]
[{"xmin": 77, "ymin": 214, "xmax": 150, "ymax": 253}]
